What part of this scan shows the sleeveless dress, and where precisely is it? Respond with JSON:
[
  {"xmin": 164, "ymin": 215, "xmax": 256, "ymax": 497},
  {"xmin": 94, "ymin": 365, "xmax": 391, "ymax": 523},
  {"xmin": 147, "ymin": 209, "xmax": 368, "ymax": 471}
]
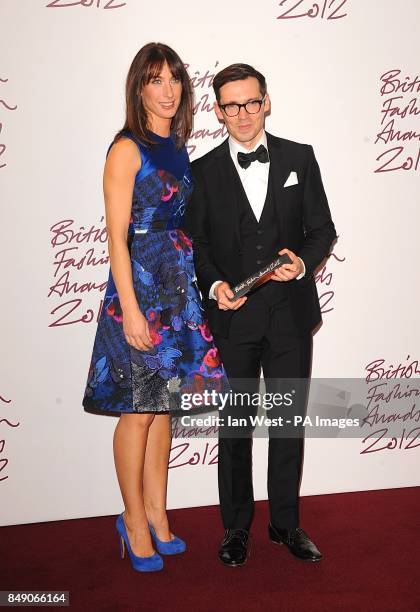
[{"xmin": 82, "ymin": 131, "xmax": 226, "ymax": 414}]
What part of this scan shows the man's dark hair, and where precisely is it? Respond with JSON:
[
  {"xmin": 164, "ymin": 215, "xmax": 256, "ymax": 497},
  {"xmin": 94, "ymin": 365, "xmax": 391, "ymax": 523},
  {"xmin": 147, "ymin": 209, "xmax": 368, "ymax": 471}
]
[{"xmin": 213, "ymin": 63, "xmax": 267, "ymax": 103}]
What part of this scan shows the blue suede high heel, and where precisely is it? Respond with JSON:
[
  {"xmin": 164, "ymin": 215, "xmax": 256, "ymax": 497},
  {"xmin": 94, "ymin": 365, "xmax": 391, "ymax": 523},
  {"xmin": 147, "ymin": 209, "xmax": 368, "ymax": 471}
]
[
  {"xmin": 116, "ymin": 514, "xmax": 163, "ymax": 572},
  {"xmin": 149, "ymin": 524, "xmax": 186, "ymax": 555}
]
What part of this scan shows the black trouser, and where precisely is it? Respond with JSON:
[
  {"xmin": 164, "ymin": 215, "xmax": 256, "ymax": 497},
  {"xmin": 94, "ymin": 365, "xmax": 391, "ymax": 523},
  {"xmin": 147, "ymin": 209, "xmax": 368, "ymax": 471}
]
[{"xmin": 213, "ymin": 288, "xmax": 312, "ymax": 530}]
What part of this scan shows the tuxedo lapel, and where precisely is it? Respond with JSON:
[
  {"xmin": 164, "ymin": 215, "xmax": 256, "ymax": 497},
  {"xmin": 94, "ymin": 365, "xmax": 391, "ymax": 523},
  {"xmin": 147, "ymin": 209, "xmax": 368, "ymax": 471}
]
[
  {"xmin": 266, "ymin": 132, "xmax": 292, "ymax": 239},
  {"xmin": 214, "ymin": 139, "xmax": 241, "ymax": 247},
  {"xmin": 258, "ymin": 158, "xmax": 274, "ymax": 226}
]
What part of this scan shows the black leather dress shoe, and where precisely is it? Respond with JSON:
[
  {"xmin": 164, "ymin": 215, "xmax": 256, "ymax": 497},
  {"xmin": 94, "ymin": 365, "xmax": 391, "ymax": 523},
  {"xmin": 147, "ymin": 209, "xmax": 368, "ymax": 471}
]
[
  {"xmin": 268, "ymin": 524, "xmax": 322, "ymax": 562},
  {"xmin": 218, "ymin": 528, "xmax": 250, "ymax": 567}
]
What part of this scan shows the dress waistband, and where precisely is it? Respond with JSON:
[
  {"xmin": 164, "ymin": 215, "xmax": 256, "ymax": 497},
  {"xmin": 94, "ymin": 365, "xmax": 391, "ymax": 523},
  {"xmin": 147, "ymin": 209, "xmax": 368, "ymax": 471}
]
[{"xmin": 131, "ymin": 222, "xmax": 185, "ymax": 234}]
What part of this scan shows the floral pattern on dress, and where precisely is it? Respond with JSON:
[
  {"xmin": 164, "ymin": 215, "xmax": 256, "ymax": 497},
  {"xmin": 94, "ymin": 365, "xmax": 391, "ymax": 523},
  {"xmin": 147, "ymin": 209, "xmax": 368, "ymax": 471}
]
[{"xmin": 83, "ymin": 132, "xmax": 226, "ymax": 414}]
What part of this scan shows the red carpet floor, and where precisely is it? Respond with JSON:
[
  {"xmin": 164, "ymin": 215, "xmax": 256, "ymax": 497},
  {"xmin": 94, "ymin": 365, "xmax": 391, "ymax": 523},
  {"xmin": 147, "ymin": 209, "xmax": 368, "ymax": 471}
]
[{"xmin": 2, "ymin": 487, "xmax": 420, "ymax": 612}]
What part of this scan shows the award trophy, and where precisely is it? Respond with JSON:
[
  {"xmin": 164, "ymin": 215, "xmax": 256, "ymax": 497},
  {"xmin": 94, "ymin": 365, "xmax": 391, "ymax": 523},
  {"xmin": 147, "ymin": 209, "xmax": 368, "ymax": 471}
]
[{"xmin": 228, "ymin": 253, "xmax": 293, "ymax": 301}]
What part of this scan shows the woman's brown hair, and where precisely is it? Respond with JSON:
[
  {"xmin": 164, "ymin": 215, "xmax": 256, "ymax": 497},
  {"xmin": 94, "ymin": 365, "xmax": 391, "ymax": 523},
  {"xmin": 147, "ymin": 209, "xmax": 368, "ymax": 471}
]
[{"xmin": 115, "ymin": 42, "xmax": 193, "ymax": 149}]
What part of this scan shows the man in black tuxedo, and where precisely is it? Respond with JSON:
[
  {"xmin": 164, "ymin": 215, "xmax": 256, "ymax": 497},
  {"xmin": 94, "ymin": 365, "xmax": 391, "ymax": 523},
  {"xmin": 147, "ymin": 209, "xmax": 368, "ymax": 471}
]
[{"xmin": 185, "ymin": 64, "xmax": 336, "ymax": 566}]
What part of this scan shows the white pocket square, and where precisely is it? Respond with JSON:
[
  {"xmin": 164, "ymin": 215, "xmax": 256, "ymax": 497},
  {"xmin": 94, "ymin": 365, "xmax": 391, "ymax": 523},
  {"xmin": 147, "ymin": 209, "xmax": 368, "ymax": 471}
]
[{"xmin": 283, "ymin": 171, "xmax": 298, "ymax": 187}]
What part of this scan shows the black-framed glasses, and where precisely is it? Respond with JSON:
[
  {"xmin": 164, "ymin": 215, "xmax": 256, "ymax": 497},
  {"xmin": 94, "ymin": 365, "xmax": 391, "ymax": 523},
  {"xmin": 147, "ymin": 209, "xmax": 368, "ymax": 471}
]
[{"xmin": 219, "ymin": 97, "xmax": 266, "ymax": 117}]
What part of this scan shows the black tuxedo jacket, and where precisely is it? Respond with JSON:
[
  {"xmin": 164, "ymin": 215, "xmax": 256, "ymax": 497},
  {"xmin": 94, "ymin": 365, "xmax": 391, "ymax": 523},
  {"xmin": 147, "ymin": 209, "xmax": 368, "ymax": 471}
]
[{"xmin": 184, "ymin": 132, "xmax": 337, "ymax": 337}]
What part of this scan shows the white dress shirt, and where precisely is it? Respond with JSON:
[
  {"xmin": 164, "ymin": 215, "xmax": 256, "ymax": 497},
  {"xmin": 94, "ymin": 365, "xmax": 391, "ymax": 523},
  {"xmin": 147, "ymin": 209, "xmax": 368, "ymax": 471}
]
[
  {"xmin": 209, "ymin": 131, "xmax": 305, "ymax": 299},
  {"xmin": 230, "ymin": 131, "xmax": 270, "ymax": 222}
]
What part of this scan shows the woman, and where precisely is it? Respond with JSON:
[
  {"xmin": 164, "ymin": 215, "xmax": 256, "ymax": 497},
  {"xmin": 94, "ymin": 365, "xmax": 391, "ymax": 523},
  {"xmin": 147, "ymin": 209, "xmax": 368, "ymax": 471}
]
[{"xmin": 82, "ymin": 43, "xmax": 225, "ymax": 572}]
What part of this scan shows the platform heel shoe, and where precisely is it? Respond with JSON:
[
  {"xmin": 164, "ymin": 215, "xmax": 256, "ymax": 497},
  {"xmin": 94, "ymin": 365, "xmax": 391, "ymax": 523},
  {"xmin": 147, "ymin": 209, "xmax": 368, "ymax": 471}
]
[
  {"xmin": 116, "ymin": 514, "xmax": 163, "ymax": 572},
  {"xmin": 149, "ymin": 524, "xmax": 186, "ymax": 555}
]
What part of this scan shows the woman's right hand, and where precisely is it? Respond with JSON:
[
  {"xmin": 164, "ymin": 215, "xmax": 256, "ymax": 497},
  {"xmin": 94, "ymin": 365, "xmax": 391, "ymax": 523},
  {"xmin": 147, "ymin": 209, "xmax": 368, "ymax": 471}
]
[{"xmin": 122, "ymin": 307, "xmax": 154, "ymax": 351}]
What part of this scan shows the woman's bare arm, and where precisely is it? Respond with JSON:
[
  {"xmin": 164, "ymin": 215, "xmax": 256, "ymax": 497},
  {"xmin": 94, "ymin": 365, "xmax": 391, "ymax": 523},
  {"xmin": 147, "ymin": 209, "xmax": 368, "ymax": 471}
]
[{"xmin": 103, "ymin": 138, "xmax": 153, "ymax": 351}]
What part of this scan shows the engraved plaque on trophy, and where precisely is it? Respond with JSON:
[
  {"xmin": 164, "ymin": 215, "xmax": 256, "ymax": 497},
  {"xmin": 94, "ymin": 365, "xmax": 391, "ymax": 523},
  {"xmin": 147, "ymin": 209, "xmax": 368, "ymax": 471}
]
[{"xmin": 229, "ymin": 254, "xmax": 293, "ymax": 301}]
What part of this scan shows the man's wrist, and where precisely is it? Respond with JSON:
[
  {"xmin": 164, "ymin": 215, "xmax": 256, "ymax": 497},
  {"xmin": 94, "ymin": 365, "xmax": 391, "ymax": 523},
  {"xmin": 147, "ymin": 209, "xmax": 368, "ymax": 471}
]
[
  {"xmin": 209, "ymin": 280, "xmax": 223, "ymax": 300},
  {"xmin": 295, "ymin": 257, "xmax": 306, "ymax": 280}
]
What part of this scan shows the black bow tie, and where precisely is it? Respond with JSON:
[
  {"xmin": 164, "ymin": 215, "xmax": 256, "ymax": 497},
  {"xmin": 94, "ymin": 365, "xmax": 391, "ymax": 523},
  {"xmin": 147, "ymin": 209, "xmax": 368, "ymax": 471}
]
[{"xmin": 237, "ymin": 144, "xmax": 269, "ymax": 169}]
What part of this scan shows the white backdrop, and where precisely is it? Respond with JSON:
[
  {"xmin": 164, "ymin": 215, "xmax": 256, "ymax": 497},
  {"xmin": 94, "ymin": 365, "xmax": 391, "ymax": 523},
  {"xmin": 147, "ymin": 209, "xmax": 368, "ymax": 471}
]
[{"xmin": 1, "ymin": 0, "xmax": 419, "ymax": 526}]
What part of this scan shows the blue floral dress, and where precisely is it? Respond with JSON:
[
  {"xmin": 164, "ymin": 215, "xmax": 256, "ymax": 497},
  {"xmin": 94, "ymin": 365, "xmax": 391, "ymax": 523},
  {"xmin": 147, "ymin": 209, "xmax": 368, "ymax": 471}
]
[{"xmin": 83, "ymin": 131, "xmax": 225, "ymax": 414}]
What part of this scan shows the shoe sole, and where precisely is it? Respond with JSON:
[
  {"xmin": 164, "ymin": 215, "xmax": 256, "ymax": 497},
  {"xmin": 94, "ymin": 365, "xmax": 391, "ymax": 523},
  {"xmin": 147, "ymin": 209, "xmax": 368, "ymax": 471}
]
[
  {"xmin": 132, "ymin": 565, "xmax": 164, "ymax": 572},
  {"xmin": 218, "ymin": 557, "xmax": 248, "ymax": 567}
]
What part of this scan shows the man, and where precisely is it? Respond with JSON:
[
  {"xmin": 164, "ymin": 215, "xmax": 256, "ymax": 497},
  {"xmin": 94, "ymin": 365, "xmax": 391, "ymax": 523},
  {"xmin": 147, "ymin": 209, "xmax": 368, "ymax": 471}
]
[{"xmin": 185, "ymin": 64, "xmax": 336, "ymax": 566}]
